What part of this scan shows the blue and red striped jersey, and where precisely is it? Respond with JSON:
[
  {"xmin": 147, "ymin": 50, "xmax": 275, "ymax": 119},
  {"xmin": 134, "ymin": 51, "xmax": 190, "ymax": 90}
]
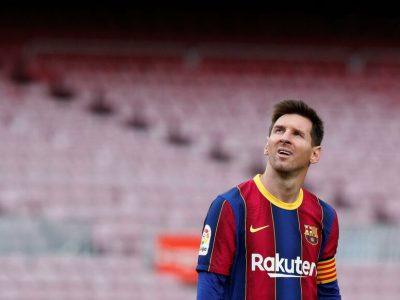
[{"xmin": 197, "ymin": 174, "xmax": 341, "ymax": 300}]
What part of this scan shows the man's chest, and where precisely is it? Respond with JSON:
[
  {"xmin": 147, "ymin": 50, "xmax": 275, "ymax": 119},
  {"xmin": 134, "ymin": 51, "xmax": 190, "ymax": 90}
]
[{"xmin": 244, "ymin": 202, "xmax": 323, "ymax": 268}]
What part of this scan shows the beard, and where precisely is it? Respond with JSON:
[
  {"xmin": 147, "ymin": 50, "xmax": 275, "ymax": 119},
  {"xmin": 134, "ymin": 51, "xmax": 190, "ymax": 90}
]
[{"xmin": 267, "ymin": 154, "xmax": 310, "ymax": 177}]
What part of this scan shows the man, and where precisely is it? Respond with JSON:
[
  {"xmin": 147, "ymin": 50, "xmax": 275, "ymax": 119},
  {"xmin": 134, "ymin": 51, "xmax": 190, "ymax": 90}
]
[{"xmin": 196, "ymin": 100, "xmax": 341, "ymax": 299}]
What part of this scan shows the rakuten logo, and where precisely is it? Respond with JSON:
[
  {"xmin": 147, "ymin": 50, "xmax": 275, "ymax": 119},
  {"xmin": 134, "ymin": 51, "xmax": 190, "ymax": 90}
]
[{"xmin": 251, "ymin": 253, "xmax": 316, "ymax": 278}]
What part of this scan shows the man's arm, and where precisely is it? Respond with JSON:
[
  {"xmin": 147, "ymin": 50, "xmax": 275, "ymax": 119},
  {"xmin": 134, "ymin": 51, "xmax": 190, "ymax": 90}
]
[
  {"xmin": 197, "ymin": 271, "xmax": 228, "ymax": 300},
  {"xmin": 318, "ymin": 279, "xmax": 341, "ymax": 300},
  {"xmin": 317, "ymin": 201, "xmax": 341, "ymax": 300},
  {"xmin": 317, "ymin": 257, "xmax": 341, "ymax": 300},
  {"xmin": 196, "ymin": 196, "xmax": 236, "ymax": 298}
]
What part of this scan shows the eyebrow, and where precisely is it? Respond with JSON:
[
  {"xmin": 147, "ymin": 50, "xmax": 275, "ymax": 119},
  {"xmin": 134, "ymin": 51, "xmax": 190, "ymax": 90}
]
[
  {"xmin": 293, "ymin": 129, "xmax": 305, "ymax": 136},
  {"xmin": 273, "ymin": 125, "xmax": 285, "ymax": 130},
  {"xmin": 274, "ymin": 125, "xmax": 306, "ymax": 136}
]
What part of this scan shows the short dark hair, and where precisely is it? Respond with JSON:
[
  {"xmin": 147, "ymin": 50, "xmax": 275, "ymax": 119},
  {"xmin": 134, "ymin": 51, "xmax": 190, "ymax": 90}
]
[{"xmin": 268, "ymin": 100, "xmax": 324, "ymax": 146}]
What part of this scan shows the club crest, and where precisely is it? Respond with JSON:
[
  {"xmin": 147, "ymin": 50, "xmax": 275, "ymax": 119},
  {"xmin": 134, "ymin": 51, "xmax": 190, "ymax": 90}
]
[{"xmin": 304, "ymin": 225, "xmax": 319, "ymax": 245}]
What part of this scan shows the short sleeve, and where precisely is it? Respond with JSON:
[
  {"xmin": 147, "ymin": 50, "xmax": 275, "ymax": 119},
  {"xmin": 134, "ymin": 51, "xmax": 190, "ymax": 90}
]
[{"xmin": 196, "ymin": 196, "xmax": 236, "ymax": 276}]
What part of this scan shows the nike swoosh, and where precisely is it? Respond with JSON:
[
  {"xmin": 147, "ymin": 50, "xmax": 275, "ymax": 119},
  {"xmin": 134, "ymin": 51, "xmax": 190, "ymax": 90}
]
[{"xmin": 250, "ymin": 225, "xmax": 270, "ymax": 233}]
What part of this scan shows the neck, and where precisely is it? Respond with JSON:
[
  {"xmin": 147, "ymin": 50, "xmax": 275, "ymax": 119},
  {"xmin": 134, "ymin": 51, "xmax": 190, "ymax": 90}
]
[{"xmin": 261, "ymin": 166, "xmax": 306, "ymax": 203}]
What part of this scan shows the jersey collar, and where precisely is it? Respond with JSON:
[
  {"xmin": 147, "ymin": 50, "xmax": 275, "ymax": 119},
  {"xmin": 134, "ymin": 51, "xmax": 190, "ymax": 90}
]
[{"xmin": 253, "ymin": 174, "xmax": 303, "ymax": 210}]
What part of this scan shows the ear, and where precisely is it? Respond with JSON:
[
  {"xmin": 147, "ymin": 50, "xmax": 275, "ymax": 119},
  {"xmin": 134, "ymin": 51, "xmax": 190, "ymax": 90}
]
[
  {"xmin": 264, "ymin": 140, "xmax": 269, "ymax": 156},
  {"xmin": 310, "ymin": 146, "xmax": 321, "ymax": 164}
]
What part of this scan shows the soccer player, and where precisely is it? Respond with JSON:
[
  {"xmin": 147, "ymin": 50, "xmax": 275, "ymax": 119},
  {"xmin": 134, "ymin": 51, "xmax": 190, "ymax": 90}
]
[{"xmin": 196, "ymin": 100, "xmax": 341, "ymax": 299}]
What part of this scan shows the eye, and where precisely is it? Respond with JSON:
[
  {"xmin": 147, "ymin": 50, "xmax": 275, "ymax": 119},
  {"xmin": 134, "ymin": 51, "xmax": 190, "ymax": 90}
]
[
  {"xmin": 294, "ymin": 131, "xmax": 304, "ymax": 138},
  {"xmin": 274, "ymin": 127, "xmax": 284, "ymax": 133}
]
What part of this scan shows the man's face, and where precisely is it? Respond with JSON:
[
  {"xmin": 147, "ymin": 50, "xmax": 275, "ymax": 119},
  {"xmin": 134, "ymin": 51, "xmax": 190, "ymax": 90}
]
[{"xmin": 265, "ymin": 114, "xmax": 320, "ymax": 174}]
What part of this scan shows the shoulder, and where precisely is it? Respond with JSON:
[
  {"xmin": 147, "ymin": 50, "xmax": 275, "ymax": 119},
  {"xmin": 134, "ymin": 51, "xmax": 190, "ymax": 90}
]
[
  {"xmin": 219, "ymin": 177, "xmax": 254, "ymax": 206},
  {"xmin": 205, "ymin": 186, "xmax": 240, "ymax": 216},
  {"xmin": 317, "ymin": 198, "xmax": 340, "ymax": 237},
  {"xmin": 303, "ymin": 188, "xmax": 338, "ymax": 218},
  {"xmin": 318, "ymin": 198, "xmax": 339, "ymax": 221},
  {"xmin": 302, "ymin": 189, "xmax": 339, "ymax": 229},
  {"xmin": 207, "ymin": 178, "xmax": 253, "ymax": 218}
]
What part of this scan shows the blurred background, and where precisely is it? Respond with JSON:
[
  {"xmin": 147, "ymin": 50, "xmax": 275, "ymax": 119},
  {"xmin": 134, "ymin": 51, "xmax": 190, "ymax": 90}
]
[{"xmin": 0, "ymin": 4, "xmax": 399, "ymax": 299}]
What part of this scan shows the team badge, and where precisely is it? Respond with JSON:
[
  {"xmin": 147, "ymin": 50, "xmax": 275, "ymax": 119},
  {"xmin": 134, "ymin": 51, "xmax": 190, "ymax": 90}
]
[
  {"xmin": 199, "ymin": 225, "xmax": 211, "ymax": 256},
  {"xmin": 304, "ymin": 225, "xmax": 319, "ymax": 245}
]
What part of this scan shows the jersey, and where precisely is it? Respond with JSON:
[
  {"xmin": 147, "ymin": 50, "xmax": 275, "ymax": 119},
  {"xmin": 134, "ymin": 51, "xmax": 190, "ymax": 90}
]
[{"xmin": 196, "ymin": 174, "xmax": 341, "ymax": 300}]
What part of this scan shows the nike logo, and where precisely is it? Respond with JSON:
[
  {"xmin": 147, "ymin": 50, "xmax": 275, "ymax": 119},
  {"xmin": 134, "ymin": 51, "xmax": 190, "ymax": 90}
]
[{"xmin": 250, "ymin": 225, "xmax": 270, "ymax": 233}]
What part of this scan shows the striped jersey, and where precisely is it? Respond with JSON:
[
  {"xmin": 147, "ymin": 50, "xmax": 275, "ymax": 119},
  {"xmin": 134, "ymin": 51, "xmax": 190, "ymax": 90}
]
[{"xmin": 196, "ymin": 174, "xmax": 341, "ymax": 299}]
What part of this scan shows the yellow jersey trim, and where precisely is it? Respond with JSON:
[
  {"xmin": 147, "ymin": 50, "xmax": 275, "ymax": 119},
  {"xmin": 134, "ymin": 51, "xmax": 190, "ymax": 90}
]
[
  {"xmin": 317, "ymin": 262, "xmax": 336, "ymax": 270},
  {"xmin": 253, "ymin": 174, "xmax": 303, "ymax": 210},
  {"xmin": 317, "ymin": 257, "xmax": 337, "ymax": 284},
  {"xmin": 318, "ymin": 257, "xmax": 335, "ymax": 265},
  {"xmin": 208, "ymin": 200, "xmax": 226, "ymax": 272},
  {"xmin": 317, "ymin": 267, "xmax": 336, "ymax": 275},
  {"xmin": 237, "ymin": 185, "xmax": 248, "ymax": 300},
  {"xmin": 317, "ymin": 277, "xmax": 337, "ymax": 285},
  {"xmin": 318, "ymin": 271, "xmax": 337, "ymax": 279}
]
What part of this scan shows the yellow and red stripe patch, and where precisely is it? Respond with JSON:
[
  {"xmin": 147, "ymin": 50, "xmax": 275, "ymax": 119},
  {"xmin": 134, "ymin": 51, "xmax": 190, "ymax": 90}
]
[{"xmin": 316, "ymin": 257, "xmax": 337, "ymax": 284}]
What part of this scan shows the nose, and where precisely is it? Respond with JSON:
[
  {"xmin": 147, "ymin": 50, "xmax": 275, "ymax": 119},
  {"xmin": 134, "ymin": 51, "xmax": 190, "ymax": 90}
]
[{"xmin": 279, "ymin": 131, "xmax": 292, "ymax": 144}]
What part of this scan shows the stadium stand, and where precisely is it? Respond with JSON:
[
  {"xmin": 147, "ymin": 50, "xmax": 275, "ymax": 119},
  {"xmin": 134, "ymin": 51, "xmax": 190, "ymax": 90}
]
[{"xmin": 1, "ymin": 8, "xmax": 400, "ymax": 299}]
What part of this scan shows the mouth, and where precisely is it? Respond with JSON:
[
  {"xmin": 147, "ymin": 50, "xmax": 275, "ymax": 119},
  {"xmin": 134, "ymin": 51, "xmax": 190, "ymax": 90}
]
[{"xmin": 277, "ymin": 148, "xmax": 293, "ymax": 157}]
